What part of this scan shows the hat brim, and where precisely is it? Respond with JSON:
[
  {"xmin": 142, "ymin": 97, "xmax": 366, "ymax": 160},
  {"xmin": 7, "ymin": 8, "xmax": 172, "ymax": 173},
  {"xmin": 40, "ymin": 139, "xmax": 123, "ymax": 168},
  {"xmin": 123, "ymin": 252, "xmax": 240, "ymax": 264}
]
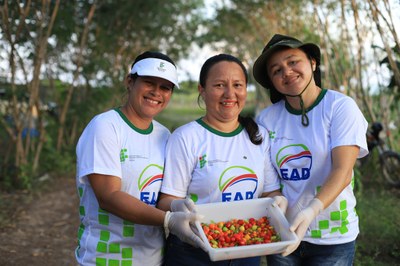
[{"xmin": 131, "ymin": 58, "xmax": 180, "ymax": 89}]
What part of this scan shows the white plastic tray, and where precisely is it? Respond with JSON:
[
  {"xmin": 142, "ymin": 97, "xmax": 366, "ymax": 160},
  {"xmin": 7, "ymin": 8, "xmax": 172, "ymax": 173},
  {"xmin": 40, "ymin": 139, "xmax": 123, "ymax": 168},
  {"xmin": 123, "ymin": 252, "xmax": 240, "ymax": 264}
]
[{"xmin": 195, "ymin": 197, "xmax": 298, "ymax": 261}]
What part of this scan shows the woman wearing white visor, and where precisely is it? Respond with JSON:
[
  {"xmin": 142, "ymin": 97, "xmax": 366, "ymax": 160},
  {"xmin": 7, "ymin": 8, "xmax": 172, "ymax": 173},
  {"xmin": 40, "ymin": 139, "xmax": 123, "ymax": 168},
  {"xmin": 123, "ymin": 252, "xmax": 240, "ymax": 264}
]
[{"xmin": 75, "ymin": 51, "xmax": 206, "ymax": 266}]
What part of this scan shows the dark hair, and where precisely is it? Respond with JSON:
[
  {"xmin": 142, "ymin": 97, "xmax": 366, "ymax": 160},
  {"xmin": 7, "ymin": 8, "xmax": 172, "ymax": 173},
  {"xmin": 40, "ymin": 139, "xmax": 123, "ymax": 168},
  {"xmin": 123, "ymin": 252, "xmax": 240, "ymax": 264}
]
[
  {"xmin": 131, "ymin": 51, "xmax": 176, "ymax": 68},
  {"xmin": 239, "ymin": 116, "xmax": 263, "ymax": 145},
  {"xmin": 199, "ymin": 54, "xmax": 248, "ymax": 87},
  {"xmin": 199, "ymin": 54, "xmax": 262, "ymax": 145}
]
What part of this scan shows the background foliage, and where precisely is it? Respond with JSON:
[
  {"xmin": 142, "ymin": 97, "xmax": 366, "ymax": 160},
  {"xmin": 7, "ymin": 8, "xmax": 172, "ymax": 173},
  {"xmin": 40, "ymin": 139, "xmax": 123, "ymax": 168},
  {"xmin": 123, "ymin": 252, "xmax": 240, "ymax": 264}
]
[
  {"xmin": 1, "ymin": 0, "xmax": 399, "ymax": 188},
  {"xmin": 0, "ymin": 1, "xmax": 399, "ymax": 264}
]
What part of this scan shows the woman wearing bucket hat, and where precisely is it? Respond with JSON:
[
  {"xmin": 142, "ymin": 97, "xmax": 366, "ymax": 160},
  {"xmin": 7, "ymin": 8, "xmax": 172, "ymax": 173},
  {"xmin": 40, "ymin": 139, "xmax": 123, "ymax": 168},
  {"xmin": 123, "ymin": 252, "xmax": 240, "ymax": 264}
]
[
  {"xmin": 75, "ymin": 51, "xmax": 206, "ymax": 266},
  {"xmin": 253, "ymin": 34, "xmax": 369, "ymax": 265},
  {"xmin": 157, "ymin": 54, "xmax": 286, "ymax": 265}
]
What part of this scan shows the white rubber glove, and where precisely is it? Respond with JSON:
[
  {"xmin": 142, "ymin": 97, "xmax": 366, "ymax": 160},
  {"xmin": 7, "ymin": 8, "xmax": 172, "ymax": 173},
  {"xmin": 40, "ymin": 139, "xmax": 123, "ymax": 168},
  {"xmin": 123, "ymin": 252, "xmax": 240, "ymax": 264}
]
[
  {"xmin": 170, "ymin": 198, "xmax": 196, "ymax": 213},
  {"xmin": 282, "ymin": 198, "xmax": 323, "ymax": 257},
  {"xmin": 271, "ymin": 195, "xmax": 288, "ymax": 214},
  {"xmin": 164, "ymin": 211, "xmax": 208, "ymax": 252}
]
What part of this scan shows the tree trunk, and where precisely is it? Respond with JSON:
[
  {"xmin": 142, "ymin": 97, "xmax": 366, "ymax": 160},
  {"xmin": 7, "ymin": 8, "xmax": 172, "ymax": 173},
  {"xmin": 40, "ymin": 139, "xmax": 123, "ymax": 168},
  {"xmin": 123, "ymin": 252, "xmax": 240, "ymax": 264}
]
[{"xmin": 56, "ymin": 3, "xmax": 97, "ymax": 151}]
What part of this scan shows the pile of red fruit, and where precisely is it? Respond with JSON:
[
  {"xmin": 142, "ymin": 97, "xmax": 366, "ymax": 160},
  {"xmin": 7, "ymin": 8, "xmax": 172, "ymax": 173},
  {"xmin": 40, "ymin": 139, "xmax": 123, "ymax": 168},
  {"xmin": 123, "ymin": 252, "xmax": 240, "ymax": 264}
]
[{"xmin": 201, "ymin": 216, "xmax": 280, "ymax": 248}]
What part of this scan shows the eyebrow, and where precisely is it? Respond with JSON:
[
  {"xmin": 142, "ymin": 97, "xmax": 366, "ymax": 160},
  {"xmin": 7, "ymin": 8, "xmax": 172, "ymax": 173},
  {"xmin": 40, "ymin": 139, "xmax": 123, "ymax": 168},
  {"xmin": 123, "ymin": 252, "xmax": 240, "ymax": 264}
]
[
  {"xmin": 141, "ymin": 76, "xmax": 173, "ymax": 86},
  {"xmin": 268, "ymin": 54, "xmax": 298, "ymax": 71},
  {"xmin": 209, "ymin": 78, "xmax": 246, "ymax": 84}
]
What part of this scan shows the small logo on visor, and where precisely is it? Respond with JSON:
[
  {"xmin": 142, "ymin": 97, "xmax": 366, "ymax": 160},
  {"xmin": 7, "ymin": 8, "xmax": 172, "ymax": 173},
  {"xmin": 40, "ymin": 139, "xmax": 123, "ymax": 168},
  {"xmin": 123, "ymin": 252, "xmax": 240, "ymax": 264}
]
[{"xmin": 157, "ymin": 62, "xmax": 166, "ymax": 72}]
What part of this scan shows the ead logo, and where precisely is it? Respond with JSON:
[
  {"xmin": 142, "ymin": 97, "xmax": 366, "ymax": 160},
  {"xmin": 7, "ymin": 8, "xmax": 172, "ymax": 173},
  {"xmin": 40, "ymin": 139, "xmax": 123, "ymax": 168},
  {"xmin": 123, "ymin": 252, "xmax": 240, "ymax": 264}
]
[
  {"xmin": 139, "ymin": 164, "xmax": 163, "ymax": 205},
  {"xmin": 219, "ymin": 166, "xmax": 258, "ymax": 202},
  {"xmin": 276, "ymin": 144, "xmax": 312, "ymax": 181}
]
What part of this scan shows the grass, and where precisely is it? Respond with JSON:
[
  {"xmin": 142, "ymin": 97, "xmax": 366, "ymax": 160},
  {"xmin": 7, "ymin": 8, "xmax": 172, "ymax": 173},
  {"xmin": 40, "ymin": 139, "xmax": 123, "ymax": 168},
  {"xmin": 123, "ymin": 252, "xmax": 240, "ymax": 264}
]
[
  {"xmin": 156, "ymin": 106, "xmax": 205, "ymax": 131},
  {"xmin": 355, "ymin": 158, "xmax": 400, "ymax": 265},
  {"xmin": 356, "ymin": 187, "xmax": 400, "ymax": 265},
  {"xmin": 156, "ymin": 90, "xmax": 259, "ymax": 130},
  {"xmin": 155, "ymin": 91, "xmax": 205, "ymax": 130}
]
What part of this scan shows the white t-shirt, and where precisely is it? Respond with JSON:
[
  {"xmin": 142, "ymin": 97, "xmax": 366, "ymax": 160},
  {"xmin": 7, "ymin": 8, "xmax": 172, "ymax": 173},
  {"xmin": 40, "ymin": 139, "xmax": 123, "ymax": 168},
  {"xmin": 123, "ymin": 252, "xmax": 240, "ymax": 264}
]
[
  {"xmin": 161, "ymin": 119, "xmax": 280, "ymax": 204},
  {"xmin": 256, "ymin": 89, "xmax": 368, "ymax": 245},
  {"xmin": 75, "ymin": 108, "xmax": 170, "ymax": 266}
]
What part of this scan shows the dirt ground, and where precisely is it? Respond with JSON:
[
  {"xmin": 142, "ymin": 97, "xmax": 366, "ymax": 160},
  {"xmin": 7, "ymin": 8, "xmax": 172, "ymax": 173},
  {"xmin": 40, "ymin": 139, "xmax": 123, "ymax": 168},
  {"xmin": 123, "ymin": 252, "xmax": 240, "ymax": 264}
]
[
  {"xmin": 1, "ymin": 175, "xmax": 397, "ymax": 266},
  {"xmin": 0, "ymin": 176, "xmax": 79, "ymax": 266},
  {"xmin": 0, "ymin": 176, "xmax": 268, "ymax": 266}
]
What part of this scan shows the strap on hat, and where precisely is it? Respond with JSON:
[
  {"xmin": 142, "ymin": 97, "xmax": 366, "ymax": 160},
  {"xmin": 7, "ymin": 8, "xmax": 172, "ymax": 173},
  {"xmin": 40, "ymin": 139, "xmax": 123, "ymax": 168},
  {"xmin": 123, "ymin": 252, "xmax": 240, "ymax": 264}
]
[
  {"xmin": 283, "ymin": 72, "xmax": 313, "ymax": 127},
  {"xmin": 281, "ymin": 60, "xmax": 318, "ymax": 126},
  {"xmin": 299, "ymin": 95, "xmax": 309, "ymax": 126}
]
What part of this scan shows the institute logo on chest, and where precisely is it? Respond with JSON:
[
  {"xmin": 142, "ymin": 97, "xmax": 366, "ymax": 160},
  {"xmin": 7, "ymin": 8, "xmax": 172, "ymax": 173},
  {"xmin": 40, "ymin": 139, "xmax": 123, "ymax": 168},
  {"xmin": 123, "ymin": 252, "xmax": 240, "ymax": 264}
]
[
  {"xmin": 138, "ymin": 164, "xmax": 164, "ymax": 205},
  {"xmin": 276, "ymin": 144, "xmax": 312, "ymax": 181},
  {"xmin": 219, "ymin": 166, "xmax": 258, "ymax": 202}
]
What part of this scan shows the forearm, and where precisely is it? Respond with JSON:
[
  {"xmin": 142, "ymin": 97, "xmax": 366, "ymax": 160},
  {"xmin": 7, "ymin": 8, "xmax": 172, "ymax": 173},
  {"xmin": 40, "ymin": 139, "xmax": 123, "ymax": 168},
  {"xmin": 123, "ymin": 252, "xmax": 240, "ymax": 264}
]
[
  {"xmin": 315, "ymin": 145, "xmax": 359, "ymax": 209},
  {"xmin": 156, "ymin": 193, "xmax": 183, "ymax": 211},
  {"xmin": 315, "ymin": 168, "xmax": 352, "ymax": 209},
  {"xmin": 261, "ymin": 189, "xmax": 282, "ymax": 198},
  {"xmin": 99, "ymin": 190, "xmax": 166, "ymax": 226},
  {"xmin": 88, "ymin": 173, "xmax": 165, "ymax": 226}
]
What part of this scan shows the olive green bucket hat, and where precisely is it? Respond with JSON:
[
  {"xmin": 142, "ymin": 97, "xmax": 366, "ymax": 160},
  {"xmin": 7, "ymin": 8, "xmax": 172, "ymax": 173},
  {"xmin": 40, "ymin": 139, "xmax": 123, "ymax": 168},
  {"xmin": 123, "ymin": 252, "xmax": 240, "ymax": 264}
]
[{"xmin": 253, "ymin": 34, "xmax": 321, "ymax": 103}]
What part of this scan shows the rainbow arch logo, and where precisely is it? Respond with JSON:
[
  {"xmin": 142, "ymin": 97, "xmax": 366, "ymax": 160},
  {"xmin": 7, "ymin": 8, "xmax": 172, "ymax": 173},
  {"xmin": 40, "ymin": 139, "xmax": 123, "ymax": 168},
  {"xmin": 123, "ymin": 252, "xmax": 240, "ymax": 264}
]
[
  {"xmin": 219, "ymin": 166, "xmax": 258, "ymax": 201},
  {"xmin": 138, "ymin": 164, "xmax": 164, "ymax": 191},
  {"xmin": 138, "ymin": 164, "xmax": 163, "ymax": 205},
  {"xmin": 276, "ymin": 144, "xmax": 312, "ymax": 181}
]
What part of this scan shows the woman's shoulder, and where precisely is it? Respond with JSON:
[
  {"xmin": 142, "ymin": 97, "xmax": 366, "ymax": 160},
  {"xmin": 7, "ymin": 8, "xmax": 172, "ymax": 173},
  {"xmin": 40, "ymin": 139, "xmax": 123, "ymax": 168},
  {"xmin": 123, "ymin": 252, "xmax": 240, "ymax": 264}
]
[
  {"xmin": 86, "ymin": 109, "xmax": 119, "ymax": 127},
  {"xmin": 323, "ymin": 89, "xmax": 359, "ymax": 108},
  {"xmin": 166, "ymin": 120, "xmax": 203, "ymax": 146},
  {"xmin": 324, "ymin": 89, "xmax": 354, "ymax": 101},
  {"xmin": 256, "ymin": 124, "xmax": 271, "ymax": 144},
  {"xmin": 152, "ymin": 119, "xmax": 171, "ymax": 133},
  {"xmin": 256, "ymin": 102, "xmax": 284, "ymax": 124},
  {"xmin": 171, "ymin": 119, "xmax": 201, "ymax": 135},
  {"xmin": 256, "ymin": 122, "xmax": 268, "ymax": 134}
]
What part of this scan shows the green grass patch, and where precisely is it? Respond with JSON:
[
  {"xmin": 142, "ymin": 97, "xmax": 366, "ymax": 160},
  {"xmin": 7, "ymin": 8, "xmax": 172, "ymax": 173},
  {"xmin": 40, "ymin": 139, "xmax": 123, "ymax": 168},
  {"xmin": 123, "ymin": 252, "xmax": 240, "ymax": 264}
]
[
  {"xmin": 355, "ymin": 187, "xmax": 400, "ymax": 265},
  {"xmin": 156, "ymin": 90, "xmax": 258, "ymax": 131},
  {"xmin": 156, "ymin": 107, "xmax": 205, "ymax": 131}
]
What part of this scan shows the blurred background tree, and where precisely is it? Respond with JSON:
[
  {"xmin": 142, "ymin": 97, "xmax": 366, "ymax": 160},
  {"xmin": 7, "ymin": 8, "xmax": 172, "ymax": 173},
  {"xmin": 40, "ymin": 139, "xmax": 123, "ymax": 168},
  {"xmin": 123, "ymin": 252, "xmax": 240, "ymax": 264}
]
[
  {"xmin": 0, "ymin": 0, "xmax": 398, "ymax": 189},
  {"xmin": 0, "ymin": 1, "xmax": 399, "ymax": 264},
  {"xmin": 0, "ymin": 0, "xmax": 205, "ymax": 188}
]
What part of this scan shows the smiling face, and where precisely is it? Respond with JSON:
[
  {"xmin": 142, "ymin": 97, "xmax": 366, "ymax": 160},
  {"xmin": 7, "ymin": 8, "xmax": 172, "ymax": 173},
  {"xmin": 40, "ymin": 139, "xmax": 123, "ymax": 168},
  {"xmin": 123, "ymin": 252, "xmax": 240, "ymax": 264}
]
[
  {"xmin": 199, "ymin": 61, "xmax": 247, "ymax": 131},
  {"xmin": 124, "ymin": 75, "xmax": 173, "ymax": 128},
  {"xmin": 267, "ymin": 48, "xmax": 316, "ymax": 97}
]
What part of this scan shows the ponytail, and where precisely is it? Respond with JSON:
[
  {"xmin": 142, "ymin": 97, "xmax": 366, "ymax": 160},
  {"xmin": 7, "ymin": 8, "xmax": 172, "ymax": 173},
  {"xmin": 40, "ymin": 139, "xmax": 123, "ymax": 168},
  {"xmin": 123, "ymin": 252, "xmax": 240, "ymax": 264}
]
[{"xmin": 238, "ymin": 116, "xmax": 263, "ymax": 145}]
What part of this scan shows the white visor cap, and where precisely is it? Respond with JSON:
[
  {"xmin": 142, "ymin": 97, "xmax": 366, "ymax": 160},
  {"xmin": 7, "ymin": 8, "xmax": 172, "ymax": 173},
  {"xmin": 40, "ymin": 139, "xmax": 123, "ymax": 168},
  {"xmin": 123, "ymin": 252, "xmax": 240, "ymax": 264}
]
[{"xmin": 130, "ymin": 58, "xmax": 180, "ymax": 89}]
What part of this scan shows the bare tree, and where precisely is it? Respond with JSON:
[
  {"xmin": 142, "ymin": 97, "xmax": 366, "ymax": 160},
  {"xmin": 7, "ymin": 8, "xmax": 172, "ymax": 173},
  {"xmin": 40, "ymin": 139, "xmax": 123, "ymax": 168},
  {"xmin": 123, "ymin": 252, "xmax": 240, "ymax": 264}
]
[
  {"xmin": 1, "ymin": 0, "xmax": 60, "ymax": 186},
  {"xmin": 56, "ymin": 2, "xmax": 96, "ymax": 151}
]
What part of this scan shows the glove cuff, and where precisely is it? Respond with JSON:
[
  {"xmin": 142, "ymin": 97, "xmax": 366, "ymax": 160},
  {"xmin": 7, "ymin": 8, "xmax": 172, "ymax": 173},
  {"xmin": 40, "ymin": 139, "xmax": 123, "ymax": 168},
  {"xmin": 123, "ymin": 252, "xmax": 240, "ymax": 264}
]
[
  {"xmin": 164, "ymin": 211, "xmax": 171, "ymax": 238},
  {"xmin": 310, "ymin": 198, "xmax": 324, "ymax": 215},
  {"xmin": 170, "ymin": 200, "xmax": 178, "ymax": 212}
]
